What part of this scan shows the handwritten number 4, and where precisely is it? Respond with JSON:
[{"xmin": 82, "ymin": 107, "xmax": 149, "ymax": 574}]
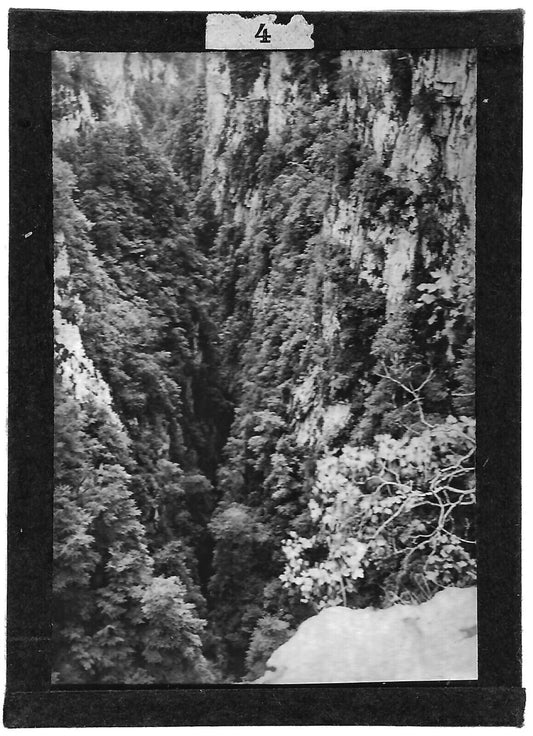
[{"xmin": 254, "ymin": 23, "xmax": 271, "ymax": 43}]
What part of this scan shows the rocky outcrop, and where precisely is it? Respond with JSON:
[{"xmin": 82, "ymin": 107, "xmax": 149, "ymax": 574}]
[
  {"xmin": 53, "ymin": 51, "xmax": 199, "ymax": 141},
  {"xmin": 255, "ymin": 587, "xmax": 477, "ymax": 684},
  {"xmin": 54, "ymin": 233, "xmax": 124, "ymax": 432},
  {"xmin": 325, "ymin": 49, "xmax": 476, "ymax": 310}
]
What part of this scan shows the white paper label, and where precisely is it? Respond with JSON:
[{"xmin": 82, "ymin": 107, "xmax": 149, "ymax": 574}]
[{"xmin": 206, "ymin": 13, "xmax": 314, "ymax": 50}]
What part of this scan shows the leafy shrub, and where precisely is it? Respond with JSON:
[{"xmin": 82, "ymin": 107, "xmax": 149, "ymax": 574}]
[
  {"xmin": 280, "ymin": 411, "xmax": 476, "ymax": 609},
  {"xmin": 384, "ymin": 50, "xmax": 414, "ymax": 121},
  {"xmin": 412, "ymin": 85, "xmax": 441, "ymax": 134},
  {"xmin": 244, "ymin": 615, "xmax": 295, "ymax": 681},
  {"xmin": 227, "ymin": 52, "xmax": 268, "ymax": 98}
]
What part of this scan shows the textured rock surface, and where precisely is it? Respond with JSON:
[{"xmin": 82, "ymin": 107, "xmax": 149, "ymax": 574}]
[
  {"xmin": 198, "ymin": 49, "xmax": 476, "ymax": 447},
  {"xmin": 54, "ymin": 233, "xmax": 124, "ymax": 432},
  {"xmin": 256, "ymin": 587, "xmax": 477, "ymax": 683}
]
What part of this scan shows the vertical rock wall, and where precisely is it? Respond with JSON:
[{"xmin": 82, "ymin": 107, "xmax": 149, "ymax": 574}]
[
  {"xmin": 54, "ymin": 231, "xmax": 124, "ymax": 432},
  {"xmin": 200, "ymin": 49, "xmax": 475, "ymax": 446}
]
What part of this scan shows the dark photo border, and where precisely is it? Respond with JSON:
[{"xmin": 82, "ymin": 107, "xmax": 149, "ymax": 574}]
[{"xmin": 6, "ymin": 9, "xmax": 524, "ymax": 727}]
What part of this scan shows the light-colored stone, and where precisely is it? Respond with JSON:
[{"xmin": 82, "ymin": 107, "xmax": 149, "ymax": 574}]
[{"xmin": 256, "ymin": 586, "xmax": 477, "ymax": 683}]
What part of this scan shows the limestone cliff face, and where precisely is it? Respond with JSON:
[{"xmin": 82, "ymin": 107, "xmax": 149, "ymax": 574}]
[
  {"xmin": 201, "ymin": 49, "xmax": 476, "ymax": 449},
  {"xmin": 55, "ymin": 49, "xmax": 475, "ymax": 284},
  {"xmin": 53, "ymin": 51, "xmax": 192, "ymax": 426},
  {"xmin": 53, "ymin": 51, "xmax": 201, "ymax": 140},
  {"xmin": 52, "ymin": 46, "xmax": 476, "ymax": 504},
  {"xmin": 202, "ymin": 53, "xmax": 232, "ymax": 210},
  {"xmin": 56, "ymin": 51, "xmax": 475, "ymax": 307},
  {"xmin": 204, "ymin": 50, "xmax": 475, "ymax": 303},
  {"xmin": 54, "ymin": 231, "xmax": 123, "ymax": 433},
  {"xmin": 330, "ymin": 49, "xmax": 476, "ymax": 311}
]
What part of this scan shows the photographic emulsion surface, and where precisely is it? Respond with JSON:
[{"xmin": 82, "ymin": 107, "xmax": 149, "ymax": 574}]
[{"xmin": 6, "ymin": 10, "xmax": 524, "ymax": 727}]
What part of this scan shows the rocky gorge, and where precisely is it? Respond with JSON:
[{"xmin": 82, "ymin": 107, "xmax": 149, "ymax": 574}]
[{"xmin": 52, "ymin": 49, "xmax": 476, "ymax": 684}]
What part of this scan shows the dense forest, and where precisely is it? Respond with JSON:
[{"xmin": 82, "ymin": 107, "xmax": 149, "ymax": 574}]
[{"xmin": 52, "ymin": 50, "xmax": 476, "ymax": 683}]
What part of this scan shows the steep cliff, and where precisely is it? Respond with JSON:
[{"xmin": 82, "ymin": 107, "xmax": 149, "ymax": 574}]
[
  {"xmin": 202, "ymin": 50, "xmax": 476, "ymax": 677},
  {"xmin": 53, "ymin": 49, "xmax": 476, "ymax": 683}
]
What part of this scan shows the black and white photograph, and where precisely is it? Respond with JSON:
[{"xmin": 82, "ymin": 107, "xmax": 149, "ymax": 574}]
[
  {"xmin": 52, "ymin": 47, "xmax": 477, "ymax": 685},
  {"xmin": 5, "ymin": 8, "xmax": 524, "ymax": 727}
]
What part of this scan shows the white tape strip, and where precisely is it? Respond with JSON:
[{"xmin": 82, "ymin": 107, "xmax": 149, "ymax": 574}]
[{"xmin": 206, "ymin": 13, "xmax": 314, "ymax": 50}]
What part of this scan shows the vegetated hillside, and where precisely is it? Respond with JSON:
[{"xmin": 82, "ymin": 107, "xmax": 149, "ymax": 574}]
[{"xmin": 53, "ymin": 49, "xmax": 476, "ymax": 683}]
